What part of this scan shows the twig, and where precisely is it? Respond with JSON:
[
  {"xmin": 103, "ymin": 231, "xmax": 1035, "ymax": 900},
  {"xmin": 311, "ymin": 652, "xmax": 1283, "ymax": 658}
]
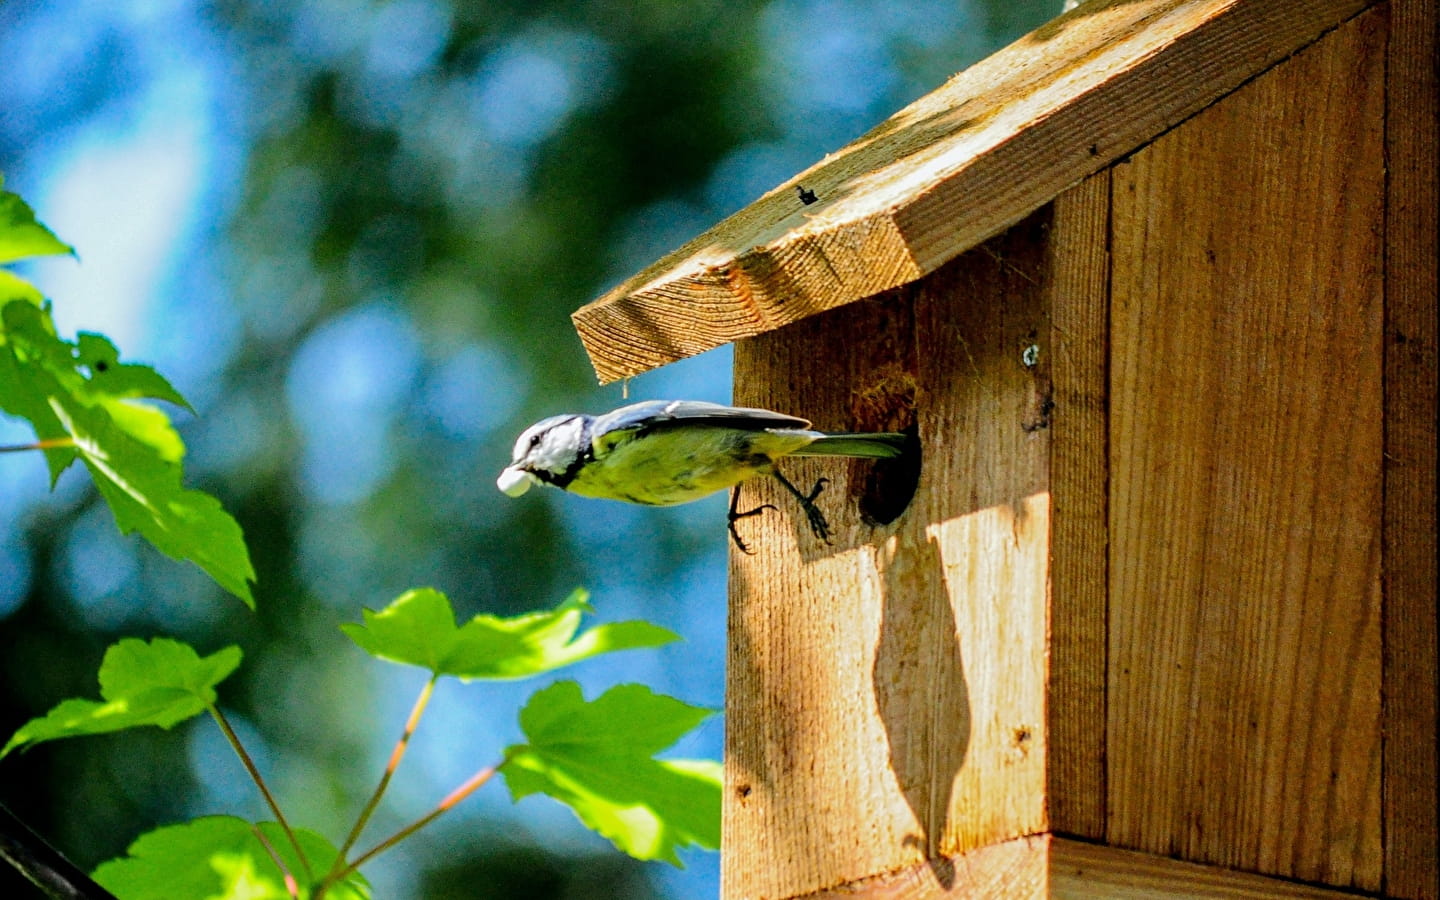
[
  {"xmin": 249, "ymin": 823, "xmax": 300, "ymax": 900},
  {"xmin": 339, "ymin": 757, "xmax": 505, "ymax": 878},
  {"xmin": 210, "ymin": 706, "xmax": 313, "ymax": 880},
  {"xmin": 0, "ymin": 437, "xmax": 75, "ymax": 454},
  {"xmin": 336, "ymin": 677, "xmax": 436, "ymax": 862}
]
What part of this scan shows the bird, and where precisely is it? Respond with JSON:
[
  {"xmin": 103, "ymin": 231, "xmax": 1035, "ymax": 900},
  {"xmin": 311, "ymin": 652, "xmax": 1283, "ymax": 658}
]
[{"xmin": 497, "ymin": 400, "xmax": 907, "ymax": 552}]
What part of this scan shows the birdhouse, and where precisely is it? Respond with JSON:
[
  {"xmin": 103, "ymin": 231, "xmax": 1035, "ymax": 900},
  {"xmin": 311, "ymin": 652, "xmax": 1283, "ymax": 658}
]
[{"xmin": 572, "ymin": 0, "xmax": 1437, "ymax": 896}]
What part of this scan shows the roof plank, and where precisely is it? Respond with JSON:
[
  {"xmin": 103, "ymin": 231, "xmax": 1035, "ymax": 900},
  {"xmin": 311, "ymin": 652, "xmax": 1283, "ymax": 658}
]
[{"xmin": 572, "ymin": 0, "xmax": 1376, "ymax": 383}]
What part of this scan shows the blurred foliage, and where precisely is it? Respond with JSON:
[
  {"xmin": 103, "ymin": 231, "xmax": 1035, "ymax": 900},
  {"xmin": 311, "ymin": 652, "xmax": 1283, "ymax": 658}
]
[
  {"xmin": 1, "ymin": 0, "xmax": 1058, "ymax": 896},
  {"xmin": 420, "ymin": 844, "xmax": 662, "ymax": 900}
]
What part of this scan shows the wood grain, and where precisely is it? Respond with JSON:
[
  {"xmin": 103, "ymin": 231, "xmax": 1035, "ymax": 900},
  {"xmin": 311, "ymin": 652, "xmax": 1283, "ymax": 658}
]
[
  {"xmin": 1050, "ymin": 839, "xmax": 1377, "ymax": 899},
  {"xmin": 775, "ymin": 835, "xmax": 1370, "ymax": 898},
  {"xmin": 1045, "ymin": 171, "xmax": 1111, "ymax": 841},
  {"xmin": 573, "ymin": 0, "xmax": 1378, "ymax": 383},
  {"xmin": 1381, "ymin": 1, "xmax": 1440, "ymax": 897},
  {"xmin": 725, "ymin": 215, "xmax": 1054, "ymax": 899},
  {"xmin": 798, "ymin": 834, "xmax": 1051, "ymax": 899},
  {"xmin": 1105, "ymin": 10, "xmax": 1385, "ymax": 890}
]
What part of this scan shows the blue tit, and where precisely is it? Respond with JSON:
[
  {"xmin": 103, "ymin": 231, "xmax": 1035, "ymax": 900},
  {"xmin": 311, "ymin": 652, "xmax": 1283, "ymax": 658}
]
[{"xmin": 497, "ymin": 400, "xmax": 906, "ymax": 551}]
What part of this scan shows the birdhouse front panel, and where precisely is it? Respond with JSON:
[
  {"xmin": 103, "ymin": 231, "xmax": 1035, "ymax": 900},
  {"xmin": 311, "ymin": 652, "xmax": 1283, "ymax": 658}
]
[{"xmin": 725, "ymin": 215, "xmax": 1058, "ymax": 899}]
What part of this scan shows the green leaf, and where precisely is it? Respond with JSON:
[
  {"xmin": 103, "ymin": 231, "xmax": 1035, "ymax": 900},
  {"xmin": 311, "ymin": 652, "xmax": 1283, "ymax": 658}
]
[
  {"xmin": 2, "ymin": 299, "xmax": 256, "ymax": 606},
  {"xmin": 1, "ymin": 300, "xmax": 76, "ymax": 479},
  {"xmin": 0, "ymin": 182, "xmax": 253, "ymax": 607},
  {"xmin": 54, "ymin": 396, "xmax": 256, "ymax": 606},
  {"xmin": 341, "ymin": 587, "xmax": 678, "ymax": 680},
  {"xmin": 502, "ymin": 681, "xmax": 721, "ymax": 866},
  {"xmin": 93, "ymin": 816, "xmax": 370, "ymax": 900},
  {"xmin": 0, "ymin": 186, "xmax": 74, "ymax": 265},
  {"xmin": 100, "ymin": 398, "xmax": 187, "ymax": 464},
  {"xmin": 77, "ymin": 332, "xmax": 194, "ymax": 411},
  {"xmin": 0, "ymin": 350, "xmax": 74, "ymax": 479},
  {"xmin": 1, "ymin": 639, "xmax": 242, "ymax": 758},
  {"xmin": 0, "ymin": 268, "xmax": 42, "ymax": 305}
]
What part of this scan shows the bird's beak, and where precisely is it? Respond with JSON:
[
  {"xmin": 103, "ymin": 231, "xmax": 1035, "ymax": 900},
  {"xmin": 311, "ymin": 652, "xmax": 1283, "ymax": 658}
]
[{"xmin": 497, "ymin": 465, "xmax": 535, "ymax": 497}]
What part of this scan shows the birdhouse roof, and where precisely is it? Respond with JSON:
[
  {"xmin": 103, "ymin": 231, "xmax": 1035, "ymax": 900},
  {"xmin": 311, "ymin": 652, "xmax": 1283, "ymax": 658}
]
[{"xmin": 571, "ymin": 0, "xmax": 1374, "ymax": 384}]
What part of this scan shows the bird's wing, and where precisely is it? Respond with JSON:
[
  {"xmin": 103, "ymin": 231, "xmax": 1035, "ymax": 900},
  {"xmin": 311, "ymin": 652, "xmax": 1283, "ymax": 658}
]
[{"xmin": 589, "ymin": 400, "xmax": 811, "ymax": 456}]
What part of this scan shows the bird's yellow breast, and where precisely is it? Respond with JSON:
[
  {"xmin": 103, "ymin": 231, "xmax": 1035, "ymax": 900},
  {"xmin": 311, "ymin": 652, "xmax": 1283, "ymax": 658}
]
[{"xmin": 565, "ymin": 427, "xmax": 814, "ymax": 506}]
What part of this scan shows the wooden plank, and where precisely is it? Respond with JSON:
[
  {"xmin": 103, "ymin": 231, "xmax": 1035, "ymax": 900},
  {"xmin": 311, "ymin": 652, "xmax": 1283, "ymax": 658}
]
[
  {"xmin": 1050, "ymin": 839, "xmax": 1377, "ymax": 899},
  {"xmin": 573, "ymin": 0, "xmax": 1378, "ymax": 383},
  {"xmin": 1045, "ymin": 171, "xmax": 1111, "ymax": 840},
  {"xmin": 1106, "ymin": 10, "xmax": 1385, "ymax": 891},
  {"xmin": 1381, "ymin": 0, "xmax": 1440, "ymax": 896},
  {"xmin": 798, "ymin": 834, "xmax": 1051, "ymax": 899},
  {"xmin": 725, "ymin": 214, "xmax": 1053, "ymax": 899},
  {"xmin": 773, "ymin": 835, "xmax": 1370, "ymax": 898}
]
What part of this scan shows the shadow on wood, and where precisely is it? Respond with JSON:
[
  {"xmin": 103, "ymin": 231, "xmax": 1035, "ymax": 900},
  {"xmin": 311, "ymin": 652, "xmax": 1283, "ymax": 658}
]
[{"xmin": 874, "ymin": 531, "xmax": 970, "ymax": 889}]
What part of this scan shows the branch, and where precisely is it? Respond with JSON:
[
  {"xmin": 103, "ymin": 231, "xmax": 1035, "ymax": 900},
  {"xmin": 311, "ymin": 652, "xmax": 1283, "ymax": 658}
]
[{"xmin": 0, "ymin": 802, "xmax": 117, "ymax": 900}]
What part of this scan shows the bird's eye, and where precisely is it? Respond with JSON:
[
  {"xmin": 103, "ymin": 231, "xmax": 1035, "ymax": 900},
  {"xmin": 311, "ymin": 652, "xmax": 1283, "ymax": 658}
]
[{"xmin": 529, "ymin": 434, "xmax": 541, "ymax": 448}]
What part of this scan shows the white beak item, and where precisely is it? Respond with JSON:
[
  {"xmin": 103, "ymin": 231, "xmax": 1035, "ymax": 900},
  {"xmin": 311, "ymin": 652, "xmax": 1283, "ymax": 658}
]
[{"xmin": 496, "ymin": 466, "xmax": 534, "ymax": 497}]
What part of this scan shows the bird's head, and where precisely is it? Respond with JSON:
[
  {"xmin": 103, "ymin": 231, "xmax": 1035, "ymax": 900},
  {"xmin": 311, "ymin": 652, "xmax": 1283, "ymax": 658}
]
[{"xmin": 496, "ymin": 413, "xmax": 589, "ymax": 496}]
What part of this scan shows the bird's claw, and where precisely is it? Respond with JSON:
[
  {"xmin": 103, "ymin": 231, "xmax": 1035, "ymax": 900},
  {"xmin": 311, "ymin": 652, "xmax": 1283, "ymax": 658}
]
[
  {"xmin": 794, "ymin": 477, "xmax": 832, "ymax": 544},
  {"xmin": 769, "ymin": 471, "xmax": 835, "ymax": 545},
  {"xmin": 737, "ymin": 473, "xmax": 835, "ymax": 549},
  {"xmin": 728, "ymin": 489, "xmax": 777, "ymax": 554}
]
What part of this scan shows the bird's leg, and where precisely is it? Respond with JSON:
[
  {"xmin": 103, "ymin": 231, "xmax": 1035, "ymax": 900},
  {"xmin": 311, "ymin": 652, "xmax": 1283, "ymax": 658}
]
[
  {"xmin": 772, "ymin": 471, "xmax": 832, "ymax": 544},
  {"xmin": 727, "ymin": 486, "xmax": 776, "ymax": 555}
]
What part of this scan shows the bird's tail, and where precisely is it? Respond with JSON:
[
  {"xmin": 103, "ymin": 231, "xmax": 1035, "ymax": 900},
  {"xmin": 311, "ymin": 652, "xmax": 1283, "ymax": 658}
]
[{"xmin": 792, "ymin": 431, "xmax": 907, "ymax": 459}]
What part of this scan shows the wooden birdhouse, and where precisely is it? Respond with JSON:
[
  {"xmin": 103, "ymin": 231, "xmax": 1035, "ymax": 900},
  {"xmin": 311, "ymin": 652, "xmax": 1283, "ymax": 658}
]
[{"xmin": 572, "ymin": 0, "xmax": 1437, "ymax": 896}]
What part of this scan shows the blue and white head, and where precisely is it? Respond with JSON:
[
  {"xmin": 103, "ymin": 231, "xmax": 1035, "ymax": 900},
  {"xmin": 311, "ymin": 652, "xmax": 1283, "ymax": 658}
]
[{"xmin": 496, "ymin": 413, "xmax": 589, "ymax": 496}]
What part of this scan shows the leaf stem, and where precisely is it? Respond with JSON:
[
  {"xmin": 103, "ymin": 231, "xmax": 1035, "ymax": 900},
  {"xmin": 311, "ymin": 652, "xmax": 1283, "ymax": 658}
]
[
  {"xmin": 341, "ymin": 756, "xmax": 506, "ymax": 877},
  {"xmin": 0, "ymin": 436, "xmax": 74, "ymax": 454},
  {"xmin": 336, "ymin": 676, "xmax": 436, "ymax": 864},
  {"xmin": 209, "ymin": 705, "xmax": 313, "ymax": 880},
  {"xmin": 249, "ymin": 823, "xmax": 300, "ymax": 900}
]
